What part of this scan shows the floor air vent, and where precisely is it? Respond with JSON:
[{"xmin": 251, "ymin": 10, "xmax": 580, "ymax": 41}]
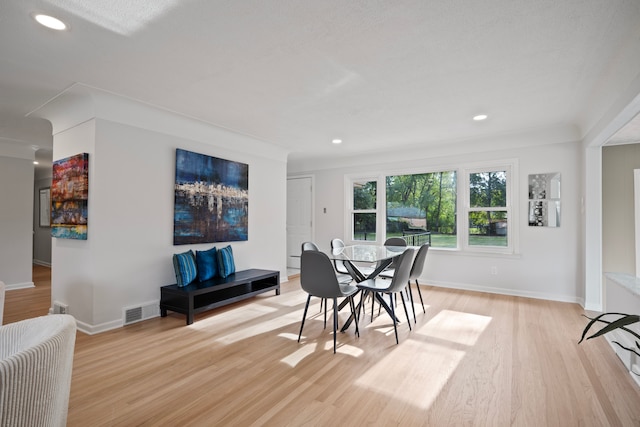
[
  {"xmin": 125, "ymin": 306, "xmax": 142, "ymax": 325},
  {"xmin": 123, "ymin": 302, "xmax": 159, "ymax": 325}
]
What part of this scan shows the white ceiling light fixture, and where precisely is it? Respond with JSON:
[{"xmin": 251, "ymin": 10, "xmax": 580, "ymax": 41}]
[
  {"xmin": 33, "ymin": 161, "xmax": 39, "ymax": 165},
  {"xmin": 473, "ymin": 114, "xmax": 488, "ymax": 121},
  {"xmin": 332, "ymin": 139, "xmax": 343, "ymax": 144},
  {"xmin": 34, "ymin": 14, "xmax": 67, "ymax": 30}
]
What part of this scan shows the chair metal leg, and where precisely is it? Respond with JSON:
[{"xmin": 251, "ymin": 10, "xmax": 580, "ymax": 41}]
[
  {"xmin": 333, "ymin": 298, "xmax": 338, "ymax": 353},
  {"xmin": 357, "ymin": 290, "xmax": 373, "ymax": 325},
  {"xmin": 415, "ymin": 280, "xmax": 426, "ymax": 313},
  {"xmin": 358, "ymin": 290, "xmax": 366, "ymax": 325},
  {"xmin": 324, "ymin": 298, "xmax": 328, "ymax": 329},
  {"xmin": 399, "ymin": 290, "xmax": 412, "ymax": 331},
  {"xmin": 390, "ymin": 293, "xmax": 399, "ymax": 344},
  {"xmin": 371, "ymin": 291, "xmax": 375, "ymax": 322},
  {"xmin": 407, "ymin": 281, "xmax": 417, "ymax": 324},
  {"xmin": 298, "ymin": 294, "xmax": 312, "ymax": 342},
  {"xmin": 349, "ymin": 295, "xmax": 360, "ymax": 337}
]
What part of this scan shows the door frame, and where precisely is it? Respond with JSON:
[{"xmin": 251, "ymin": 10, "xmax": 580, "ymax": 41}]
[{"xmin": 287, "ymin": 175, "xmax": 315, "ymax": 269}]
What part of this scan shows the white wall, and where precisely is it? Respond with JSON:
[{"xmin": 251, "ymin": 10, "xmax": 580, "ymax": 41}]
[
  {"xmin": 0, "ymin": 156, "xmax": 34, "ymax": 288},
  {"xmin": 291, "ymin": 140, "xmax": 582, "ymax": 303},
  {"xmin": 51, "ymin": 120, "xmax": 96, "ymax": 326},
  {"xmin": 42, "ymin": 88, "xmax": 288, "ymax": 333}
]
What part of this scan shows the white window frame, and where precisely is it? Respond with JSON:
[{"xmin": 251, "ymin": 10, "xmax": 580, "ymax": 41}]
[
  {"xmin": 384, "ymin": 168, "xmax": 459, "ymax": 250},
  {"xmin": 346, "ymin": 176, "xmax": 384, "ymax": 244},
  {"xmin": 345, "ymin": 158, "xmax": 518, "ymax": 254},
  {"xmin": 461, "ymin": 160, "xmax": 518, "ymax": 254}
]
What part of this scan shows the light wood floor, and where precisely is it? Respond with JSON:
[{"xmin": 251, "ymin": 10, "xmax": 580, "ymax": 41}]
[{"xmin": 5, "ymin": 265, "xmax": 640, "ymax": 426}]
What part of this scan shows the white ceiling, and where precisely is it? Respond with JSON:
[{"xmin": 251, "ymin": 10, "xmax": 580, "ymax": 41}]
[{"xmin": 2, "ymin": 0, "xmax": 640, "ymax": 171}]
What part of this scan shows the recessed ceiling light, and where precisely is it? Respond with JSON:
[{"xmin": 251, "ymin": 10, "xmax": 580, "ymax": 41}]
[
  {"xmin": 33, "ymin": 161, "xmax": 39, "ymax": 165},
  {"xmin": 34, "ymin": 14, "xmax": 67, "ymax": 30},
  {"xmin": 332, "ymin": 139, "xmax": 343, "ymax": 144},
  {"xmin": 473, "ymin": 114, "xmax": 488, "ymax": 121}
]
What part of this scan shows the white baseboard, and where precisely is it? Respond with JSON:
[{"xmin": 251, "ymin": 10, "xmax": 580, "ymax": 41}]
[
  {"xmin": 69, "ymin": 313, "xmax": 163, "ymax": 335},
  {"xmin": 45, "ymin": 308, "xmax": 125, "ymax": 335},
  {"xmin": 6, "ymin": 281, "xmax": 35, "ymax": 290},
  {"xmin": 426, "ymin": 279, "xmax": 582, "ymax": 304},
  {"xmin": 75, "ymin": 318, "xmax": 126, "ymax": 335}
]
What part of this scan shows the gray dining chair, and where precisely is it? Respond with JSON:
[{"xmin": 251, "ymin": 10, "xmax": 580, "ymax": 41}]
[
  {"xmin": 330, "ymin": 238, "xmax": 352, "ymax": 277},
  {"xmin": 380, "ymin": 243, "xmax": 429, "ymax": 322},
  {"xmin": 301, "ymin": 241, "xmax": 350, "ymax": 326},
  {"xmin": 361, "ymin": 236, "xmax": 407, "ymax": 279},
  {"xmin": 332, "ymin": 238, "xmax": 372, "ymax": 281},
  {"xmin": 381, "ymin": 237, "xmax": 407, "ymax": 270},
  {"xmin": 301, "ymin": 241, "xmax": 319, "ymax": 252},
  {"xmin": 384, "ymin": 237, "xmax": 407, "ymax": 246},
  {"xmin": 408, "ymin": 243, "xmax": 429, "ymax": 313},
  {"xmin": 298, "ymin": 250, "xmax": 360, "ymax": 353},
  {"xmin": 356, "ymin": 248, "xmax": 415, "ymax": 344}
]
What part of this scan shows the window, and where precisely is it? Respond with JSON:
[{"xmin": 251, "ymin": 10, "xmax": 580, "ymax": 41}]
[
  {"xmin": 462, "ymin": 161, "xmax": 517, "ymax": 253},
  {"xmin": 347, "ymin": 160, "xmax": 516, "ymax": 253},
  {"xmin": 352, "ymin": 179, "xmax": 377, "ymax": 241},
  {"xmin": 465, "ymin": 167, "xmax": 512, "ymax": 251},
  {"xmin": 386, "ymin": 171, "xmax": 457, "ymax": 248}
]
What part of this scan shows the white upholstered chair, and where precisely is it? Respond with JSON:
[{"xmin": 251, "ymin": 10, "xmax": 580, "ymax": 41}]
[{"xmin": 0, "ymin": 314, "xmax": 77, "ymax": 427}]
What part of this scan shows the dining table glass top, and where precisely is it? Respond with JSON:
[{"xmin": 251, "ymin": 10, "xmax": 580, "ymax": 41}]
[{"xmin": 329, "ymin": 244, "xmax": 409, "ymax": 263}]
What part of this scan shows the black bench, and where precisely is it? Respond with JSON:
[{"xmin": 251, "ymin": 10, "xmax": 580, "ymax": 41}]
[{"xmin": 160, "ymin": 269, "xmax": 280, "ymax": 325}]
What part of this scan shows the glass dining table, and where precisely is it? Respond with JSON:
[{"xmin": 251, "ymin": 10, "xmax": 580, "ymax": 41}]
[
  {"xmin": 327, "ymin": 244, "xmax": 411, "ymax": 331},
  {"xmin": 329, "ymin": 244, "xmax": 408, "ymax": 281}
]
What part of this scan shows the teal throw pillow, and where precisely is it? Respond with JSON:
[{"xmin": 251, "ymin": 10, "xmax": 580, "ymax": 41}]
[
  {"xmin": 173, "ymin": 250, "xmax": 197, "ymax": 287},
  {"xmin": 217, "ymin": 245, "xmax": 236, "ymax": 278},
  {"xmin": 196, "ymin": 246, "xmax": 217, "ymax": 282}
]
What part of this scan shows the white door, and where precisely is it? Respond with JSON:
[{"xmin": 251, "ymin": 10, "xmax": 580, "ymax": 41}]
[{"xmin": 287, "ymin": 177, "xmax": 313, "ymax": 269}]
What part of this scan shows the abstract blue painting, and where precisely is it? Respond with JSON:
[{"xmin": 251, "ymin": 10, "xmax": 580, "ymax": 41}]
[{"xmin": 173, "ymin": 149, "xmax": 248, "ymax": 245}]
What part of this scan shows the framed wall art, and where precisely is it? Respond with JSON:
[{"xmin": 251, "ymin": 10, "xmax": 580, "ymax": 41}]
[
  {"xmin": 51, "ymin": 153, "xmax": 89, "ymax": 239},
  {"xmin": 173, "ymin": 148, "xmax": 248, "ymax": 245},
  {"xmin": 528, "ymin": 172, "xmax": 560, "ymax": 227}
]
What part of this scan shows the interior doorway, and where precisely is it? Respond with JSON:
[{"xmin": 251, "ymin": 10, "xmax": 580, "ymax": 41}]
[{"xmin": 286, "ymin": 176, "xmax": 313, "ymax": 269}]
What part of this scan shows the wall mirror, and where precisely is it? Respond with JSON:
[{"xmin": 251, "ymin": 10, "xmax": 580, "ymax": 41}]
[{"xmin": 528, "ymin": 173, "xmax": 560, "ymax": 227}]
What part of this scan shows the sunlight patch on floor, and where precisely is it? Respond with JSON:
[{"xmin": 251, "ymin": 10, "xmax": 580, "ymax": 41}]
[
  {"xmin": 278, "ymin": 292, "xmax": 315, "ymax": 307},
  {"xmin": 215, "ymin": 314, "xmax": 299, "ymax": 344},
  {"xmin": 356, "ymin": 339, "xmax": 465, "ymax": 409},
  {"xmin": 361, "ymin": 320, "xmax": 396, "ymax": 337},
  {"xmin": 189, "ymin": 303, "xmax": 279, "ymax": 331},
  {"xmin": 281, "ymin": 342, "xmax": 317, "ymax": 367},
  {"xmin": 355, "ymin": 309, "xmax": 492, "ymax": 409},
  {"xmin": 323, "ymin": 341, "xmax": 364, "ymax": 357},
  {"xmin": 416, "ymin": 310, "xmax": 492, "ymax": 346},
  {"xmin": 278, "ymin": 332, "xmax": 301, "ymax": 341},
  {"xmin": 279, "ymin": 334, "xmax": 362, "ymax": 366}
]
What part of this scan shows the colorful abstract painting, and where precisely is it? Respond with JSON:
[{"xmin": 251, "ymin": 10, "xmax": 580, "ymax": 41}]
[
  {"xmin": 173, "ymin": 148, "xmax": 248, "ymax": 245},
  {"xmin": 51, "ymin": 153, "xmax": 89, "ymax": 240}
]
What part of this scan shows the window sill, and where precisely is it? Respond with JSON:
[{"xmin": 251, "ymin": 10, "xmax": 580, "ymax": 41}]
[{"xmin": 428, "ymin": 246, "xmax": 522, "ymax": 259}]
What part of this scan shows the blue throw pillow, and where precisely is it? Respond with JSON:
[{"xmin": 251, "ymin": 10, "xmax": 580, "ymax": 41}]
[
  {"xmin": 196, "ymin": 246, "xmax": 217, "ymax": 282},
  {"xmin": 217, "ymin": 245, "xmax": 236, "ymax": 278},
  {"xmin": 173, "ymin": 250, "xmax": 197, "ymax": 287}
]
